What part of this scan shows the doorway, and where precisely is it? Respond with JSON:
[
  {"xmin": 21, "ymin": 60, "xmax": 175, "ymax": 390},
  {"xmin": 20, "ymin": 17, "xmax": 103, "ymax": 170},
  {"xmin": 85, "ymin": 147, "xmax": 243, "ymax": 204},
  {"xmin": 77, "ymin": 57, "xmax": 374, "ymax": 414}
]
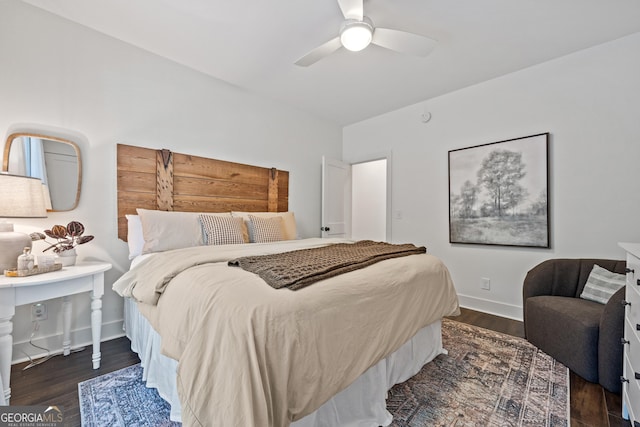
[
  {"xmin": 321, "ymin": 156, "xmax": 390, "ymax": 242},
  {"xmin": 351, "ymin": 159, "xmax": 387, "ymax": 241}
]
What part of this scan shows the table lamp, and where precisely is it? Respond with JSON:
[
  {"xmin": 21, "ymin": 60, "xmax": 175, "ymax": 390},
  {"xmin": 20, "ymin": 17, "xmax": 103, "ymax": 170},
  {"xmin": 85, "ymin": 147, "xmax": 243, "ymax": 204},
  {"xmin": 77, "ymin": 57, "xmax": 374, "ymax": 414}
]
[{"xmin": 0, "ymin": 173, "xmax": 47, "ymax": 272}]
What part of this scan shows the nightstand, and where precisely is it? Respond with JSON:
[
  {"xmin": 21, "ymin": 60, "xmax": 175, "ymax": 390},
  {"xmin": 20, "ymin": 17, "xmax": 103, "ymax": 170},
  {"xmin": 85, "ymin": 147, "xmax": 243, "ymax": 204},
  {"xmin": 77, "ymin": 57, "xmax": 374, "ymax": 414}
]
[{"xmin": 0, "ymin": 261, "xmax": 111, "ymax": 405}]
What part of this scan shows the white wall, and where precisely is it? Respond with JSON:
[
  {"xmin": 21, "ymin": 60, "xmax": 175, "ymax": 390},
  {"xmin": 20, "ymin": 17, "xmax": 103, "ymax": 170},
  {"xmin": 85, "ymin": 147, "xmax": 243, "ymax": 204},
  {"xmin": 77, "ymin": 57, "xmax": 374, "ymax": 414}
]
[
  {"xmin": 0, "ymin": 2, "xmax": 342, "ymax": 362},
  {"xmin": 344, "ymin": 33, "xmax": 640, "ymax": 320}
]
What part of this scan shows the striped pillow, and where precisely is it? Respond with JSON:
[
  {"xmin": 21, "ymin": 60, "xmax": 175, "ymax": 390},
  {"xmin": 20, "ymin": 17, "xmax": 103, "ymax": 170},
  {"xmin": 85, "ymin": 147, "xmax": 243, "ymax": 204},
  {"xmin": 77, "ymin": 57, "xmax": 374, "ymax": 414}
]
[
  {"xmin": 199, "ymin": 215, "xmax": 246, "ymax": 245},
  {"xmin": 579, "ymin": 264, "xmax": 626, "ymax": 304},
  {"xmin": 249, "ymin": 215, "xmax": 284, "ymax": 243}
]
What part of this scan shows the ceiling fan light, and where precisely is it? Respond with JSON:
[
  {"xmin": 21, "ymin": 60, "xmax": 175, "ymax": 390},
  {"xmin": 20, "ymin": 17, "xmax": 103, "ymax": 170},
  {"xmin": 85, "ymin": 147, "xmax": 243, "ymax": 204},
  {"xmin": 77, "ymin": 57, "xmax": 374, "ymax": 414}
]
[{"xmin": 340, "ymin": 21, "xmax": 373, "ymax": 52}]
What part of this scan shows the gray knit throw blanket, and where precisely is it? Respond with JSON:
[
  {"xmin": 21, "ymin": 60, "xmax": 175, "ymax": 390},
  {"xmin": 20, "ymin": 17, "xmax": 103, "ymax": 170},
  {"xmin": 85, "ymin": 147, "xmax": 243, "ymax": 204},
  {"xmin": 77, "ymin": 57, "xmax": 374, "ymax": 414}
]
[{"xmin": 228, "ymin": 240, "xmax": 426, "ymax": 290}]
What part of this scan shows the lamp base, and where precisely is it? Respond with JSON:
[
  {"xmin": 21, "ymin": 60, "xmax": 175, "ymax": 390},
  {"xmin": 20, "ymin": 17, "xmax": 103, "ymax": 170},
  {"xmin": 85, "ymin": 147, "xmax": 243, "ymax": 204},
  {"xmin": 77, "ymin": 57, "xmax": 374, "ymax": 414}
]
[{"xmin": 0, "ymin": 223, "xmax": 32, "ymax": 272}]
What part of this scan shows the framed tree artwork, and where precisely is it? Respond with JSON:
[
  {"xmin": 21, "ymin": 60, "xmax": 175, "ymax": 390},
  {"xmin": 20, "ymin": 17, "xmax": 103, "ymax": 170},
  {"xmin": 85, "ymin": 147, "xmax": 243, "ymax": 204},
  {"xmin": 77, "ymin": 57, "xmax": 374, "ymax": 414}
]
[{"xmin": 448, "ymin": 133, "xmax": 550, "ymax": 248}]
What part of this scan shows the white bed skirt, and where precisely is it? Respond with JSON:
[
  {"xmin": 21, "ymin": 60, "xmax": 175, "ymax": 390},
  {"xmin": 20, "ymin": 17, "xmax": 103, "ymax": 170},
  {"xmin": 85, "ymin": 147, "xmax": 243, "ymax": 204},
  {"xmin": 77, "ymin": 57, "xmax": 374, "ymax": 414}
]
[{"xmin": 124, "ymin": 298, "xmax": 444, "ymax": 426}]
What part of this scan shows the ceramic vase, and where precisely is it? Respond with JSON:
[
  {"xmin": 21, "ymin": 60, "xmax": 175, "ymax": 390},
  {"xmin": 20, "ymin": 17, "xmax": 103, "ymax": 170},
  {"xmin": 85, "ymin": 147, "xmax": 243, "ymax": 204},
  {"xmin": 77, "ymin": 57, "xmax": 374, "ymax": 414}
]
[{"xmin": 56, "ymin": 248, "xmax": 77, "ymax": 266}]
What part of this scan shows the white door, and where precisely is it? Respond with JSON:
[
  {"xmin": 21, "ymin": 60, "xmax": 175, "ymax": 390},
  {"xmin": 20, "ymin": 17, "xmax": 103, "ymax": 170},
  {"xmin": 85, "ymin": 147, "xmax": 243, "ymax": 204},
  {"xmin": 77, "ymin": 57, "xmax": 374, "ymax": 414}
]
[{"xmin": 321, "ymin": 157, "xmax": 351, "ymax": 238}]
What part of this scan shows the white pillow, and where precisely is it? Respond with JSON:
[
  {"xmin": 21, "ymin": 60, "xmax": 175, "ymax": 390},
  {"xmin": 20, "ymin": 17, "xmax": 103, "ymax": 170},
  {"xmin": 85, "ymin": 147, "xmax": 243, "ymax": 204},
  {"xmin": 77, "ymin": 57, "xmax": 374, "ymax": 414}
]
[
  {"xmin": 579, "ymin": 264, "xmax": 626, "ymax": 304},
  {"xmin": 248, "ymin": 215, "xmax": 284, "ymax": 243},
  {"xmin": 136, "ymin": 209, "xmax": 232, "ymax": 254},
  {"xmin": 199, "ymin": 215, "xmax": 246, "ymax": 245},
  {"xmin": 126, "ymin": 214, "xmax": 145, "ymax": 260},
  {"xmin": 231, "ymin": 211, "xmax": 297, "ymax": 242}
]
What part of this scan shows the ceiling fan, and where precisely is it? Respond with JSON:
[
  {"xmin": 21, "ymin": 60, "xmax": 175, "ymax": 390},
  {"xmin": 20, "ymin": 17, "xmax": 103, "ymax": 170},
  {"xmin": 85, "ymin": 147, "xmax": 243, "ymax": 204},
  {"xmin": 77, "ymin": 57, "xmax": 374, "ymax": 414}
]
[{"xmin": 295, "ymin": 0, "xmax": 437, "ymax": 67}]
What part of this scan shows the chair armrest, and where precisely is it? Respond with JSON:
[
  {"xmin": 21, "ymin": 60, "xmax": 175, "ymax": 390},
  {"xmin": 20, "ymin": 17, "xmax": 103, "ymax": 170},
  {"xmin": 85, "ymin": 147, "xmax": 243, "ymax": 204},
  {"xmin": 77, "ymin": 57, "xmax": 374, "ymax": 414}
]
[
  {"xmin": 522, "ymin": 261, "xmax": 557, "ymax": 329},
  {"xmin": 600, "ymin": 286, "xmax": 626, "ymax": 340},
  {"xmin": 598, "ymin": 286, "xmax": 626, "ymax": 393},
  {"xmin": 523, "ymin": 261, "xmax": 556, "ymax": 301}
]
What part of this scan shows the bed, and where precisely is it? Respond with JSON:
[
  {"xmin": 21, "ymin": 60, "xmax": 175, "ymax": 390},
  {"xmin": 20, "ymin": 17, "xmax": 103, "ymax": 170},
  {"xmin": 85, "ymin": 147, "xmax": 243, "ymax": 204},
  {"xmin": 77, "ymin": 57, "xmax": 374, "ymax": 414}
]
[{"xmin": 113, "ymin": 145, "xmax": 460, "ymax": 426}]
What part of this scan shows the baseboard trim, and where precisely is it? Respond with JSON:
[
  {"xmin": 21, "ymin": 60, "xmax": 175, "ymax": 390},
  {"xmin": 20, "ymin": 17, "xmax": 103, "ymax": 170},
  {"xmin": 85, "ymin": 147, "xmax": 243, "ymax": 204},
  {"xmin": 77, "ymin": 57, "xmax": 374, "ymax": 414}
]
[
  {"xmin": 12, "ymin": 319, "xmax": 125, "ymax": 365},
  {"xmin": 457, "ymin": 294, "xmax": 523, "ymax": 322}
]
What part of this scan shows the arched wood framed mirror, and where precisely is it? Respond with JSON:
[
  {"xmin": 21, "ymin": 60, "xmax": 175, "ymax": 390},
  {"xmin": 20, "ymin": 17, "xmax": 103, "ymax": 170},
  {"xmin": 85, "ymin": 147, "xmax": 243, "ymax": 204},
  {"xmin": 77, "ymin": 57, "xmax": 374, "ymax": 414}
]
[{"xmin": 3, "ymin": 133, "xmax": 82, "ymax": 211}]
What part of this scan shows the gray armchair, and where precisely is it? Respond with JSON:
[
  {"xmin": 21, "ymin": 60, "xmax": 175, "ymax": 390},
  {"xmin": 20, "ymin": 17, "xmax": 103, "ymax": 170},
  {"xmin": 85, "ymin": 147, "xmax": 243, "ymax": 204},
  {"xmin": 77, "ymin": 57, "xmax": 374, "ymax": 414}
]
[{"xmin": 523, "ymin": 258, "xmax": 626, "ymax": 393}]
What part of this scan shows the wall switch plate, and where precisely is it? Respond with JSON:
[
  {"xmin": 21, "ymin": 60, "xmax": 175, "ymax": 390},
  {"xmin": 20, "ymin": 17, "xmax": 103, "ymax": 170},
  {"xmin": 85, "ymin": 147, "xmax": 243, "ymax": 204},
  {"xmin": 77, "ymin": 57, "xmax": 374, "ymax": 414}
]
[
  {"xmin": 32, "ymin": 303, "xmax": 47, "ymax": 321},
  {"xmin": 481, "ymin": 278, "xmax": 491, "ymax": 290}
]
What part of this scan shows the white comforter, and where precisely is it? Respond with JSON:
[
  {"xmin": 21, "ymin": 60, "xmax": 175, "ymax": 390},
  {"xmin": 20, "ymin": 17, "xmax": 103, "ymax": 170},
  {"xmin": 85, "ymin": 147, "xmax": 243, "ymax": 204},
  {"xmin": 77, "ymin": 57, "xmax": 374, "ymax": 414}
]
[{"xmin": 113, "ymin": 238, "xmax": 460, "ymax": 427}]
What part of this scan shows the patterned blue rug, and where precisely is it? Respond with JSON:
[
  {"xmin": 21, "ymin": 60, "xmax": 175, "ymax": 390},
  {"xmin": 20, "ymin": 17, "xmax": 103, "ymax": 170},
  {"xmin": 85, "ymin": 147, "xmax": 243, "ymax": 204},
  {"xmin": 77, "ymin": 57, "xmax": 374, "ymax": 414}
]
[
  {"xmin": 78, "ymin": 364, "xmax": 180, "ymax": 426},
  {"xmin": 78, "ymin": 320, "xmax": 568, "ymax": 426}
]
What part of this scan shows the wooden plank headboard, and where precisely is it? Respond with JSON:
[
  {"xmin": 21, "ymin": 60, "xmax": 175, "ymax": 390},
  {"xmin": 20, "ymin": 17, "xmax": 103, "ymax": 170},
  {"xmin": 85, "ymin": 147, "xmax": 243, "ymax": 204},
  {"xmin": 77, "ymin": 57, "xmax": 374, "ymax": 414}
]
[{"xmin": 117, "ymin": 144, "xmax": 289, "ymax": 241}]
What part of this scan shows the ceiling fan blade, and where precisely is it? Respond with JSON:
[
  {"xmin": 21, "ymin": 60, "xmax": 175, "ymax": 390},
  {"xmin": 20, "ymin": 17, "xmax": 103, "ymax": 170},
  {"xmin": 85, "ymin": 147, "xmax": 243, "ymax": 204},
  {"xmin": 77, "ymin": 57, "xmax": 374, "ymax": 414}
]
[
  {"xmin": 336, "ymin": 0, "xmax": 363, "ymax": 20},
  {"xmin": 372, "ymin": 28, "xmax": 437, "ymax": 57},
  {"xmin": 294, "ymin": 37, "xmax": 343, "ymax": 67}
]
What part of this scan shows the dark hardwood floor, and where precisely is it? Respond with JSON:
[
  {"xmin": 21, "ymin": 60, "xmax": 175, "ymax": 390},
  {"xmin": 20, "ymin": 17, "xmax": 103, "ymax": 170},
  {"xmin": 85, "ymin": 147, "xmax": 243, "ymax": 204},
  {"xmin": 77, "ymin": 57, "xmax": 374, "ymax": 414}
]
[
  {"xmin": 9, "ymin": 307, "xmax": 629, "ymax": 426},
  {"xmin": 9, "ymin": 338, "xmax": 140, "ymax": 426}
]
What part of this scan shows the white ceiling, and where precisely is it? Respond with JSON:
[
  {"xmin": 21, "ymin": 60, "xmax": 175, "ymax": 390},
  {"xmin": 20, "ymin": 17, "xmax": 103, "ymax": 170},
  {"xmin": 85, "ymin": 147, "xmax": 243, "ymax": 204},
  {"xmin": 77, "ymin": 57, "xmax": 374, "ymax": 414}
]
[{"xmin": 22, "ymin": 0, "xmax": 640, "ymax": 126}]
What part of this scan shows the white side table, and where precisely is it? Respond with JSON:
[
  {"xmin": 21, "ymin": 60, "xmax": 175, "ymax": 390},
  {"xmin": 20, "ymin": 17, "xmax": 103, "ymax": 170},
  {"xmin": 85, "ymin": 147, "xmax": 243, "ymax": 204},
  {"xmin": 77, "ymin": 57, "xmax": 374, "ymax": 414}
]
[{"xmin": 0, "ymin": 261, "xmax": 111, "ymax": 405}]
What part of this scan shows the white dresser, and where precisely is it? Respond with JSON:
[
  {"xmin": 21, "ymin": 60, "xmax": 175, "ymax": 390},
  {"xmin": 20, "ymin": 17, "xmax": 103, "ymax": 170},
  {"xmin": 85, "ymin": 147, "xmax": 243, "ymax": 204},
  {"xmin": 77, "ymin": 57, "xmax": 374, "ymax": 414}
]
[{"xmin": 620, "ymin": 242, "xmax": 640, "ymax": 427}]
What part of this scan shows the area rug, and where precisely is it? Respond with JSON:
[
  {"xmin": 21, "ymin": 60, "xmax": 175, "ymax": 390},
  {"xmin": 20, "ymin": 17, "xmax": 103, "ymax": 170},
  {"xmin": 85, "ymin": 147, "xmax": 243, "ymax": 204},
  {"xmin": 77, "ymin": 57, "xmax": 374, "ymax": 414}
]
[
  {"xmin": 78, "ymin": 363, "xmax": 180, "ymax": 427},
  {"xmin": 387, "ymin": 319, "xmax": 569, "ymax": 426},
  {"xmin": 78, "ymin": 319, "xmax": 568, "ymax": 426}
]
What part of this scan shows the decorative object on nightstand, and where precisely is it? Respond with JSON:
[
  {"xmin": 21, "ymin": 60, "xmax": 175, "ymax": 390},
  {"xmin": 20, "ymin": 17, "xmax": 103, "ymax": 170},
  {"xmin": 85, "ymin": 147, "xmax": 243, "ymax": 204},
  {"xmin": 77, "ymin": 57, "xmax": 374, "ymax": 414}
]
[
  {"xmin": 17, "ymin": 247, "xmax": 34, "ymax": 270},
  {"xmin": 618, "ymin": 243, "xmax": 640, "ymax": 427},
  {"xmin": 31, "ymin": 221, "xmax": 94, "ymax": 267},
  {"xmin": 0, "ymin": 173, "xmax": 47, "ymax": 272},
  {"xmin": 4, "ymin": 250, "xmax": 61, "ymax": 277}
]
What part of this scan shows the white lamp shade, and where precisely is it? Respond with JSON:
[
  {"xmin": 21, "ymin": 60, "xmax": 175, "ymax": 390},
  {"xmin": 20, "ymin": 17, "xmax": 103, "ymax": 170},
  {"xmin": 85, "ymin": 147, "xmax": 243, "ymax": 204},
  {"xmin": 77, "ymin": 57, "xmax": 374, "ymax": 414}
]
[
  {"xmin": 0, "ymin": 174, "xmax": 48, "ymax": 272},
  {"xmin": 0, "ymin": 174, "xmax": 48, "ymax": 218}
]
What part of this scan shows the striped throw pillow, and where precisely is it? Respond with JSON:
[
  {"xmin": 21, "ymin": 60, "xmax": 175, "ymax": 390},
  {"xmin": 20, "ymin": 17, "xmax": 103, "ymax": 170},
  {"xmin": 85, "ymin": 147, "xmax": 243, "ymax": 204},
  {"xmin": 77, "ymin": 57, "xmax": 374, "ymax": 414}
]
[
  {"xmin": 579, "ymin": 264, "xmax": 626, "ymax": 304},
  {"xmin": 249, "ymin": 215, "xmax": 284, "ymax": 243},
  {"xmin": 199, "ymin": 215, "xmax": 246, "ymax": 245}
]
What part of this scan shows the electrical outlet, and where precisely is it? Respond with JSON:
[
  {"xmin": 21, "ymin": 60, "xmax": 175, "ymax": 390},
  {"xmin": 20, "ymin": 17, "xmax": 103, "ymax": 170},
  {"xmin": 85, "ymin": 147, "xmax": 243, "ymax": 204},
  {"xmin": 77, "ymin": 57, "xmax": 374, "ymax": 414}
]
[
  {"xmin": 32, "ymin": 303, "xmax": 47, "ymax": 321},
  {"xmin": 481, "ymin": 277, "xmax": 491, "ymax": 291}
]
